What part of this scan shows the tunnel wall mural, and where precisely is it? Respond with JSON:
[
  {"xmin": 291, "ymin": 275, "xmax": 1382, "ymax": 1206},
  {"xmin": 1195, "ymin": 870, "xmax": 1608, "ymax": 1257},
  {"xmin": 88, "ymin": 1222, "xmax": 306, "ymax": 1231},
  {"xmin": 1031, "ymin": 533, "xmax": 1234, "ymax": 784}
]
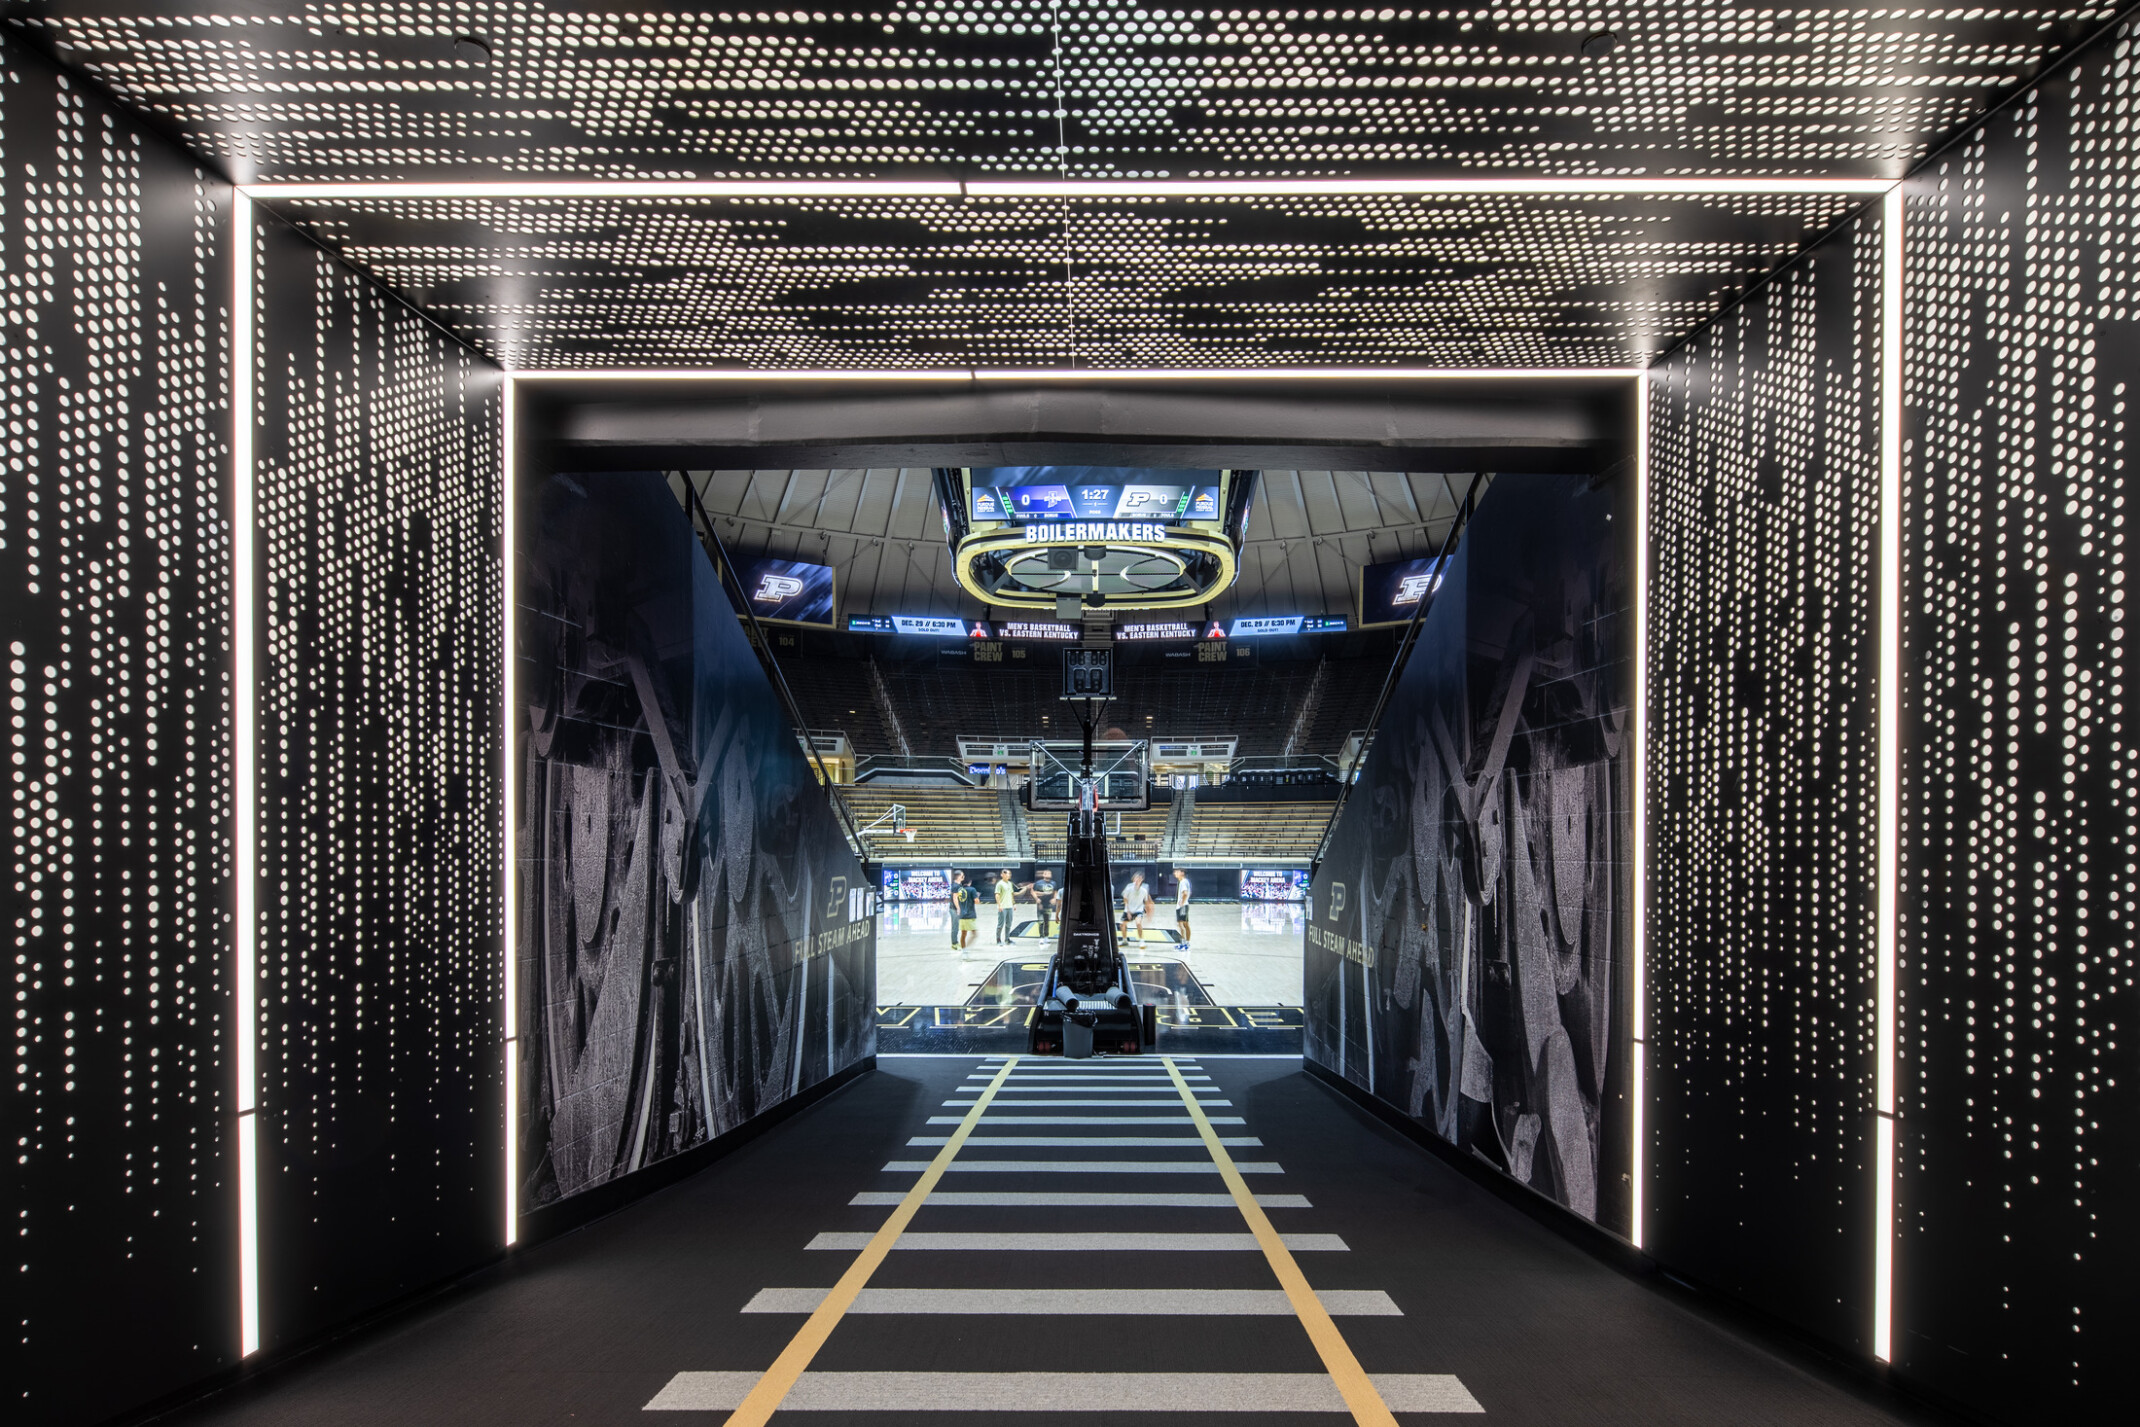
[
  {"xmin": 1306, "ymin": 470, "xmax": 1637, "ymax": 1235},
  {"xmin": 514, "ymin": 471, "xmax": 875, "ymax": 1212}
]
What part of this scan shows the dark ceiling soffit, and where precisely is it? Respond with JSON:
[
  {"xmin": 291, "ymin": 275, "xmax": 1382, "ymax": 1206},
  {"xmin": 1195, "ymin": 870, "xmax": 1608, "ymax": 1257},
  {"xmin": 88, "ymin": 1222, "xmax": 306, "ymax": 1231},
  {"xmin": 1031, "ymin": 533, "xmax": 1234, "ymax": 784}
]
[{"xmin": 537, "ymin": 380, "xmax": 1630, "ymax": 474}]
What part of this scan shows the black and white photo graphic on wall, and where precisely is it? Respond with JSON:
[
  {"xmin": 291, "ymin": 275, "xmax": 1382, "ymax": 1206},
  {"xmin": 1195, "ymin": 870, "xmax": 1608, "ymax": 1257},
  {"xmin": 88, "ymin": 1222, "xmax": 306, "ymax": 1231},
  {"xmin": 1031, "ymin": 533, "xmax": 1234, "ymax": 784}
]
[
  {"xmin": 1308, "ymin": 470, "xmax": 1634, "ymax": 1230},
  {"xmin": 514, "ymin": 472, "xmax": 873, "ymax": 1207}
]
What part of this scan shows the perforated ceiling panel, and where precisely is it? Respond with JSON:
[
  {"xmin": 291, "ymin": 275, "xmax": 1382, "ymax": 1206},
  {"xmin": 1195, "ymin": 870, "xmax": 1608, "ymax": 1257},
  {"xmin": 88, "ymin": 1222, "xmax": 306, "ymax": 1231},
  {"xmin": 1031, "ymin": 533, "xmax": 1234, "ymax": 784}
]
[
  {"xmin": 1895, "ymin": 19, "xmax": 2138, "ymax": 1420},
  {"xmin": 8, "ymin": 5, "xmax": 2124, "ymax": 369},
  {"xmin": 11, "ymin": 3, "xmax": 2120, "ymax": 182},
  {"xmin": 1645, "ymin": 209, "xmax": 1882, "ymax": 1349},
  {"xmin": 250, "ymin": 213, "xmax": 505, "ymax": 1347},
  {"xmin": 0, "ymin": 35, "xmax": 239, "ymax": 1425},
  {"xmin": 272, "ymin": 187, "xmax": 1864, "ymax": 368}
]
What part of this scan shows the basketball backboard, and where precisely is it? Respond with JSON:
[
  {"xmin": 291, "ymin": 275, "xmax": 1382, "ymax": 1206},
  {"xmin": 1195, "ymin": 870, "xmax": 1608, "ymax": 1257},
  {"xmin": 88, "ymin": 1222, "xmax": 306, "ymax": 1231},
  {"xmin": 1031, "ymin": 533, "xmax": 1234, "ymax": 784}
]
[{"xmin": 1026, "ymin": 739, "xmax": 1150, "ymax": 811}]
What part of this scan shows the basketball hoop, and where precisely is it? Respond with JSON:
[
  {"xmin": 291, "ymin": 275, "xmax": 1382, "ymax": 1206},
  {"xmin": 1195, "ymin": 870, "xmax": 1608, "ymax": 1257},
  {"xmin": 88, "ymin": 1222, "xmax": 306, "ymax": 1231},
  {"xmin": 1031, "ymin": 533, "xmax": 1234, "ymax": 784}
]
[{"xmin": 903, "ymin": 829, "xmax": 916, "ymax": 843}]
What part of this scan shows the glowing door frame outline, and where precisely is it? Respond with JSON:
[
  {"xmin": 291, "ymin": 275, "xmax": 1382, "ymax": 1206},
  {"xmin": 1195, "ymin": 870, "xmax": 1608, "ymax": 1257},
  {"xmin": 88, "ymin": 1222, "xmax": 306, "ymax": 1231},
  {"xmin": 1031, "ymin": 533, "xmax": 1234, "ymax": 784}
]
[{"xmin": 223, "ymin": 169, "xmax": 1905, "ymax": 1362}]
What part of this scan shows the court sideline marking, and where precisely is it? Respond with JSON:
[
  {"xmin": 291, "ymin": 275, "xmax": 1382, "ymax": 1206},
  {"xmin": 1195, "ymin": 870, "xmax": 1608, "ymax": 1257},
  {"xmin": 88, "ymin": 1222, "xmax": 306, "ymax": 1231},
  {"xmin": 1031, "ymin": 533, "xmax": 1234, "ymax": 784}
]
[
  {"xmin": 718, "ymin": 1056, "xmax": 1022, "ymax": 1427},
  {"xmin": 1164, "ymin": 1055, "xmax": 1401, "ymax": 1427}
]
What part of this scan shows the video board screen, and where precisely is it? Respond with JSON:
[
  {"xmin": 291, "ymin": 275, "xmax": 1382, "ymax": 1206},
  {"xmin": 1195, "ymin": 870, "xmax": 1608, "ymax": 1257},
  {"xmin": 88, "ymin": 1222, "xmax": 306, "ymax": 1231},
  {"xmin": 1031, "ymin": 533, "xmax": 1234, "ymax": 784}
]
[
  {"xmin": 846, "ymin": 614, "xmax": 979, "ymax": 638},
  {"xmin": 740, "ymin": 556, "xmax": 835, "ymax": 626},
  {"xmin": 1239, "ymin": 869, "xmax": 1311, "ymax": 901},
  {"xmin": 1116, "ymin": 620, "xmax": 1203, "ymax": 641},
  {"xmin": 1224, "ymin": 615, "xmax": 1347, "ymax": 637},
  {"xmin": 882, "ymin": 868, "xmax": 955, "ymax": 902},
  {"xmin": 970, "ymin": 467, "xmax": 1223, "ymax": 526},
  {"xmin": 1360, "ymin": 555, "xmax": 1449, "ymax": 627},
  {"xmin": 996, "ymin": 620, "xmax": 1078, "ymax": 641}
]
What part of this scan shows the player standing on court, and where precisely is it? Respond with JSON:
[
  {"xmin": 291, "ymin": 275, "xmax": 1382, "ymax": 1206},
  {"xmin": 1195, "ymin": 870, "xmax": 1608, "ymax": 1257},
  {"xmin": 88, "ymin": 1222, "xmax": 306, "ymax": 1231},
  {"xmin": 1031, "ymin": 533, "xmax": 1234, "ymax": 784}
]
[
  {"xmin": 1172, "ymin": 867, "xmax": 1192, "ymax": 949},
  {"xmin": 955, "ymin": 875, "xmax": 980, "ymax": 950},
  {"xmin": 1120, "ymin": 869, "xmax": 1149, "ymax": 941},
  {"xmin": 947, "ymin": 870, "xmax": 966, "ymax": 949},
  {"xmin": 1020, "ymin": 866, "xmax": 1058, "ymax": 939},
  {"xmin": 993, "ymin": 868, "xmax": 1016, "ymax": 945}
]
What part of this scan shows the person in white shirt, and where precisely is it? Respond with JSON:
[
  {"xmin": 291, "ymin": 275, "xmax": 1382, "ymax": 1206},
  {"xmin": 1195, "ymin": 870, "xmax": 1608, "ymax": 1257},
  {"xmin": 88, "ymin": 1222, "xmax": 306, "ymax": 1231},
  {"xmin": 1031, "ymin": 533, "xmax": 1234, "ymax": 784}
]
[
  {"xmin": 1171, "ymin": 868, "xmax": 1192, "ymax": 947},
  {"xmin": 1120, "ymin": 870, "xmax": 1149, "ymax": 940}
]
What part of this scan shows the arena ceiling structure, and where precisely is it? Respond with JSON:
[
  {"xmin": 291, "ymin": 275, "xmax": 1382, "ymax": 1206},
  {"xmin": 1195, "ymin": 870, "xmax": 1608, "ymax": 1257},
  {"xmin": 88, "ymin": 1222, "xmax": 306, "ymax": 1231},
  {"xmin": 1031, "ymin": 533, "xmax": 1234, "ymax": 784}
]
[
  {"xmin": 679, "ymin": 465, "xmax": 1489, "ymax": 619},
  {"xmin": 4, "ymin": 2, "xmax": 2124, "ymax": 370}
]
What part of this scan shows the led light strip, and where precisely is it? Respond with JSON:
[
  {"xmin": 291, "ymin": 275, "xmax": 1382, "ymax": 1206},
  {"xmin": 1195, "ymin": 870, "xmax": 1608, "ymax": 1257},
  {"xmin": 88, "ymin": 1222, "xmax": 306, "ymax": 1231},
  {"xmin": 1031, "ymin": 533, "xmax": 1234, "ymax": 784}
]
[
  {"xmin": 965, "ymin": 177, "xmax": 1895, "ymax": 198},
  {"xmin": 1630, "ymin": 368, "xmax": 1651, "ymax": 1253},
  {"xmin": 230, "ymin": 192, "xmax": 261, "ymax": 1360},
  {"xmin": 225, "ymin": 167, "xmax": 1909, "ymax": 1366},
  {"xmin": 509, "ymin": 365, "xmax": 1644, "ymax": 383},
  {"xmin": 238, "ymin": 176, "xmax": 1892, "ymax": 203},
  {"xmin": 1871, "ymin": 183, "xmax": 1906, "ymax": 1365},
  {"xmin": 239, "ymin": 180, "xmax": 967, "ymax": 200},
  {"xmin": 501, "ymin": 379, "xmax": 519, "ymax": 1248}
]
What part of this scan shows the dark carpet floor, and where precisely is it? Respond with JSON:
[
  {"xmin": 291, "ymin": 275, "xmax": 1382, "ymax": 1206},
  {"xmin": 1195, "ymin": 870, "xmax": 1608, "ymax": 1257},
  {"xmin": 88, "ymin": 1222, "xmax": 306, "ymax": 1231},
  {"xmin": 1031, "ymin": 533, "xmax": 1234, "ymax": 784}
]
[{"xmin": 156, "ymin": 1056, "xmax": 1953, "ymax": 1426}]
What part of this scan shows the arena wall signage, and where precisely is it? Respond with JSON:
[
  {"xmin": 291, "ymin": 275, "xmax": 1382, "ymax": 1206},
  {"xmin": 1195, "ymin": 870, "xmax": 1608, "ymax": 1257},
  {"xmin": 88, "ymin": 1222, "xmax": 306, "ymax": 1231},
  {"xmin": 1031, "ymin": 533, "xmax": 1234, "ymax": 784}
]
[
  {"xmin": 739, "ymin": 555, "xmax": 835, "ymax": 626},
  {"xmin": 995, "ymin": 619, "xmax": 1080, "ymax": 641},
  {"xmin": 1116, "ymin": 620, "xmax": 1203, "ymax": 641},
  {"xmin": 845, "ymin": 614, "xmax": 973, "ymax": 637},
  {"xmin": 1227, "ymin": 615, "xmax": 1349, "ymax": 636},
  {"xmin": 1359, "ymin": 555, "xmax": 1449, "ymax": 627}
]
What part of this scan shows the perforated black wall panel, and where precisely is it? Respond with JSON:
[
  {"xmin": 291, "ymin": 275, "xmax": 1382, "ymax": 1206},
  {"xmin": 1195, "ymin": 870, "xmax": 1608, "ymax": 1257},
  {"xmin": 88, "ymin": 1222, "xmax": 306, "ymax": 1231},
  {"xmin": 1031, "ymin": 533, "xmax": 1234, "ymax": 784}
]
[
  {"xmin": 1895, "ymin": 20, "xmax": 2139, "ymax": 1419},
  {"xmin": 1645, "ymin": 210, "xmax": 1883, "ymax": 1349},
  {"xmin": 250, "ymin": 215, "xmax": 505, "ymax": 1347},
  {"xmin": 0, "ymin": 32, "xmax": 238, "ymax": 1427},
  {"xmin": 13, "ymin": 3, "xmax": 2118, "ymax": 182},
  {"xmin": 274, "ymin": 187, "xmax": 1862, "ymax": 370}
]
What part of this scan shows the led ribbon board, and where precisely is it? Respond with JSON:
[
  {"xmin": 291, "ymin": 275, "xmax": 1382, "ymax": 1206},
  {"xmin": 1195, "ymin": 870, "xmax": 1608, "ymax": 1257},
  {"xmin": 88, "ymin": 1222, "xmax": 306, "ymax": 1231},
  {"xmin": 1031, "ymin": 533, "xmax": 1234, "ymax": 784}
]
[{"xmin": 952, "ymin": 466, "xmax": 1243, "ymax": 613}]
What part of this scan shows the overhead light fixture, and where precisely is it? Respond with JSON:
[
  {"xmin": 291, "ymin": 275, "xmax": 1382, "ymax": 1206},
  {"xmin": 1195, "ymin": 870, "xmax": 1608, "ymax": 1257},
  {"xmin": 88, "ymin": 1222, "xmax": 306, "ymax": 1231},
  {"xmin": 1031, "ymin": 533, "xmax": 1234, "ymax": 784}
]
[
  {"xmin": 1581, "ymin": 31, "xmax": 1621, "ymax": 58},
  {"xmin": 452, "ymin": 34, "xmax": 494, "ymax": 66}
]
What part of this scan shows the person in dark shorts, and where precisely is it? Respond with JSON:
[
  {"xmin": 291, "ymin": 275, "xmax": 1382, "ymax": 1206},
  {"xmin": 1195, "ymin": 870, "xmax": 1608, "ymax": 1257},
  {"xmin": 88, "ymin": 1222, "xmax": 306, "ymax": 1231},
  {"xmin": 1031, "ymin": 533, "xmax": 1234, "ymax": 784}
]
[
  {"xmin": 1022, "ymin": 867, "xmax": 1058, "ymax": 938},
  {"xmin": 947, "ymin": 870, "xmax": 966, "ymax": 948},
  {"xmin": 1120, "ymin": 869, "xmax": 1150, "ymax": 941},
  {"xmin": 955, "ymin": 876, "xmax": 980, "ymax": 949},
  {"xmin": 1171, "ymin": 867, "xmax": 1192, "ymax": 948}
]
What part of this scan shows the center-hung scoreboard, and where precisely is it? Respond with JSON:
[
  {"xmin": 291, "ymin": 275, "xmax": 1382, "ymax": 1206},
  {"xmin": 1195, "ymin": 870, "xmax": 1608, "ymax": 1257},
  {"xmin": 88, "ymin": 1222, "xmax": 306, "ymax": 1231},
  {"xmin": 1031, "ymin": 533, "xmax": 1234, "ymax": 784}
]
[{"xmin": 938, "ymin": 466, "xmax": 1258, "ymax": 615}]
